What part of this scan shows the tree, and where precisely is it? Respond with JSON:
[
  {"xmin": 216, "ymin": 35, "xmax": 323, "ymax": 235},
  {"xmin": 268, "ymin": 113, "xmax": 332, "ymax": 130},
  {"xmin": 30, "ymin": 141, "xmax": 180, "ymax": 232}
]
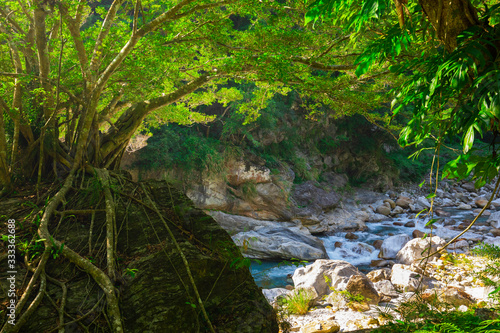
[
  {"xmin": 0, "ymin": 1, "xmax": 399, "ymax": 331},
  {"xmin": 306, "ymin": 0, "xmax": 500, "ymax": 244}
]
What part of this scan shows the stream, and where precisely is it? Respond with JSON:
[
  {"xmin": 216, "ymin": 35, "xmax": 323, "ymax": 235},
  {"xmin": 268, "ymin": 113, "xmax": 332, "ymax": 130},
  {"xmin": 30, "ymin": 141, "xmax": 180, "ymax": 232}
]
[{"xmin": 250, "ymin": 207, "xmax": 489, "ymax": 288}]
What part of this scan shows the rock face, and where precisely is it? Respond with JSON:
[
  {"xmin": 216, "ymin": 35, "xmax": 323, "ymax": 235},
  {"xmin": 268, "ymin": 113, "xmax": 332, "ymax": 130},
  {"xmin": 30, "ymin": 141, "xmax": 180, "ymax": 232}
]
[
  {"xmin": 12, "ymin": 180, "xmax": 278, "ymax": 333},
  {"xmin": 292, "ymin": 260, "xmax": 364, "ymax": 299},
  {"xmin": 396, "ymin": 236, "xmax": 446, "ymax": 264},
  {"xmin": 379, "ymin": 234, "xmax": 411, "ymax": 259}
]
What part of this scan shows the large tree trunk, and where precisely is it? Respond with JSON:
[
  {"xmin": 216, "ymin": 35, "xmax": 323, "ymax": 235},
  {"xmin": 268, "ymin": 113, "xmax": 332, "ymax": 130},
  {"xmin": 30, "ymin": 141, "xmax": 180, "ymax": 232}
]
[{"xmin": 418, "ymin": 0, "xmax": 479, "ymax": 51}]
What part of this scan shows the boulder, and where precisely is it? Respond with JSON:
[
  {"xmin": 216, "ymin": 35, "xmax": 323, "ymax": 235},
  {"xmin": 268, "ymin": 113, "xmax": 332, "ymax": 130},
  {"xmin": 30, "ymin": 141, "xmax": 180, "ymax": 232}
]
[
  {"xmin": 391, "ymin": 264, "xmax": 438, "ymax": 292},
  {"xmin": 475, "ymin": 198, "xmax": 490, "ymax": 208},
  {"xmin": 423, "ymin": 287, "xmax": 475, "ymax": 308},
  {"xmin": 374, "ymin": 280, "xmax": 398, "ymax": 297},
  {"xmin": 448, "ymin": 240, "xmax": 469, "ymax": 251},
  {"xmin": 262, "ymin": 288, "xmax": 289, "ymax": 304},
  {"xmin": 232, "ymin": 226, "xmax": 328, "ymax": 260},
  {"xmin": 391, "ymin": 206, "xmax": 404, "ymax": 215},
  {"xmin": 301, "ymin": 320, "xmax": 340, "ymax": 333},
  {"xmin": 292, "ymin": 260, "xmax": 362, "ymax": 298},
  {"xmin": 404, "ymin": 221, "xmax": 415, "ymax": 228},
  {"xmin": 435, "ymin": 209, "xmax": 450, "ymax": 217},
  {"xmin": 372, "ymin": 240, "xmax": 383, "ymax": 249},
  {"xmin": 345, "ymin": 232, "xmax": 359, "ymax": 240},
  {"xmin": 366, "ymin": 268, "xmax": 391, "ymax": 283},
  {"xmin": 345, "ymin": 275, "xmax": 380, "ymax": 305},
  {"xmin": 376, "ymin": 204, "xmax": 392, "ymax": 216},
  {"xmin": 412, "ymin": 229, "xmax": 425, "ymax": 238},
  {"xmin": 396, "ymin": 196, "xmax": 412, "ymax": 209},
  {"xmin": 491, "ymin": 228, "xmax": 500, "ymax": 237},
  {"xmin": 487, "ymin": 211, "xmax": 500, "ymax": 229},
  {"xmin": 396, "ymin": 236, "xmax": 446, "ymax": 264},
  {"xmin": 384, "ymin": 199, "xmax": 396, "ymax": 209},
  {"xmin": 379, "ymin": 234, "xmax": 411, "ymax": 259}
]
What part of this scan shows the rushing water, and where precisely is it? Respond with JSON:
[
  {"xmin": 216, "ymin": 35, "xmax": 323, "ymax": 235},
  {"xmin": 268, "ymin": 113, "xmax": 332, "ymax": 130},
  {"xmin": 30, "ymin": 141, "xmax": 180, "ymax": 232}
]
[{"xmin": 250, "ymin": 207, "xmax": 490, "ymax": 288}]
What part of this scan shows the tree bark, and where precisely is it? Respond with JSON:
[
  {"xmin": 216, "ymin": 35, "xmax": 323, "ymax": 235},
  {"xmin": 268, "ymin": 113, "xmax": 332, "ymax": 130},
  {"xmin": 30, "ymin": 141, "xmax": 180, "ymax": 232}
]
[{"xmin": 417, "ymin": 0, "xmax": 479, "ymax": 51}]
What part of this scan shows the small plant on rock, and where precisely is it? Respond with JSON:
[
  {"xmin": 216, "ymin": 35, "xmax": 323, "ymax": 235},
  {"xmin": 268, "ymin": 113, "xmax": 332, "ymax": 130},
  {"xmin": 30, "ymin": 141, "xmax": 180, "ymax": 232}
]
[{"xmin": 278, "ymin": 288, "xmax": 315, "ymax": 315}]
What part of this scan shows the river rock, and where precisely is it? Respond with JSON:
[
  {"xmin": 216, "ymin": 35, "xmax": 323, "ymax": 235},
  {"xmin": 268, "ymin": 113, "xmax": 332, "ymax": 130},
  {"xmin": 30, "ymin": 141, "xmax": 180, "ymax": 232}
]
[
  {"xmin": 487, "ymin": 211, "xmax": 500, "ymax": 228},
  {"xmin": 232, "ymin": 226, "xmax": 328, "ymax": 260},
  {"xmin": 372, "ymin": 239, "xmax": 383, "ymax": 249},
  {"xmin": 396, "ymin": 196, "xmax": 412, "ymax": 209},
  {"xmin": 292, "ymin": 260, "xmax": 362, "ymax": 298},
  {"xmin": 301, "ymin": 320, "xmax": 340, "ymax": 333},
  {"xmin": 368, "ymin": 213, "xmax": 388, "ymax": 222},
  {"xmin": 457, "ymin": 203, "xmax": 472, "ymax": 210},
  {"xmin": 367, "ymin": 268, "xmax": 391, "ymax": 283},
  {"xmin": 435, "ymin": 209, "xmax": 450, "ymax": 217},
  {"xmin": 448, "ymin": 240, "xmax": 469, "ymax": 251},
  {"xmin": 412, "ymin": 229, "xmax": 425, "ymax": 238},
  {"xmin": 384, "ymin": 199, "xmax": 396, "ymax": 209},
  {"xmin": 491, "ymin": 228, "xmax": 500, "ymax": 237},
  {"xmin": 396, "ymin": 236, "xmax": 446, "ymax": 264},
  {"xmin": 391, "ymin": 206, "xmax": 404, "ymax": 215},
  {"xmin": 417, "ymin": 196, "xmax": 431, "ymax": 208},
  {"xmin": 462, "ymin": 183, "xmax": 477, "ymax": 192},
  {"xmin": 391, "ymin": 264, "xmax": 438, "ymax": 292},
  {"xmin": 345, "ymin": 275, "xmax": 380, "ymax": 305},
  {"xmin": 376, "ymin": 204, "xmax": 392, "ymax": 216},
  {"xmin": 345, "ymin": 232, "xmax": 358, "ymax": 240},
  {"xmin": 262, "ymin": 288, "xmax": 289, "ymax": 304},
  {"xmin": 435, "ymin": 227, "xmax": 484, "ymax": 242},
  {"xmin": 321, "ymin": 208, "xmax": 367, "ymax": 231},
  {"xmin": 404, "ymin": 221, "xmax": 415, "ymax": 228},
  {"xmin": 475, "ymin": 198, "xmax": 490, "ymax": 208},
  {"xmin": 379, "ymin": 234, "xmax": 411, "ymax": 259},
  {"xmin": 374, "ymin": 280, "xmax": 398, "ymax": 297}
]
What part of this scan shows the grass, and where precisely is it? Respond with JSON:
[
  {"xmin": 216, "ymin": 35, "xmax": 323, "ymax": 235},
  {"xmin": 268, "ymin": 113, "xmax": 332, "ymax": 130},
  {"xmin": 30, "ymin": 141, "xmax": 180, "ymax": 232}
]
[{"xmin": 278, "ymin": 289, "xmax": 314, "ymax": 315}]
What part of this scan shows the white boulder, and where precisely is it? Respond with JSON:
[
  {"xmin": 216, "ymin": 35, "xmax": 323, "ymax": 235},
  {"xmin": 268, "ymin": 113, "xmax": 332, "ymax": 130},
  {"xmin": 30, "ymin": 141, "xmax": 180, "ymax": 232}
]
[
  {"xmin": 379, "ymin": 234, "xmax": 411, "ymax": 259},
  {"xmin": 396, "ymin": 236, "xmax": 446, "ymax": 264}
]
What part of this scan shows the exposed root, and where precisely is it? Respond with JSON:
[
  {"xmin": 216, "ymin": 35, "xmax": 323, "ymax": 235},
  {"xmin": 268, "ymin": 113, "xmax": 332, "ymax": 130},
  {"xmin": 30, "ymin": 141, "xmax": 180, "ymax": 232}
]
[{"xmin": 140, "ymin": 183, "xmax": 216, "ymax": 333}]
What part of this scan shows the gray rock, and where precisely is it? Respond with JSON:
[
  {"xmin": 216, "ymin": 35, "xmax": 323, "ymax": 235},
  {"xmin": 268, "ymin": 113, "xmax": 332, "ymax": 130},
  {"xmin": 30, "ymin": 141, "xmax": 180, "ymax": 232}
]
[
  {"xmin": 457, "ymin": 203, "xmax": 472, "ymax": 210},
  {"xmin": 292, "ymin": 260, "xmax": 362, "ymax": 298},
  {"xmin": 376, "ymin": 204, "xmax": 392, "ymax": 216},
  {"xmin": 396, "ymin": 236, "xmax": 446, "ymax": 264},
  {"xmin": 391, "ymin": 264, "xmax": 438, "ymax": 292},
  {"xmin": 417, "ymin": 196, "xmax": 431, "ymax": 209},
  {"xmin": 379, "ymin": 234, "xmax": 412, "ymax": 259},
  {"xmin": 391, "ymin": 206, "xmax": 404, "ymax": 215},
  {"xmin": 374, "ymin": 280, "xmax": 398, "ymax": 297},
  {"xmin": 233, "ymin": 226, "xmax": 328, "ymax": 260},
  {"xmin": 396, "ymin": 196, "xmax": 412, "ymax": 209},
  {"xmin": 367, "ymin": 268, "xmax": 391, "ymax": 283},
  {"xmin": 293, "ymin": 181, "xmax": 340, "ymax": 214},
  {"xmin": 262, "ymin": 288, "xmax": 289, "ymax": 304}
]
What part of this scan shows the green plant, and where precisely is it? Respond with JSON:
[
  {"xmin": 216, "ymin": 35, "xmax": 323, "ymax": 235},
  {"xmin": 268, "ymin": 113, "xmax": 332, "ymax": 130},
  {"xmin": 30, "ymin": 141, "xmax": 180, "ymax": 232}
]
[
  {"xmin": 278, "ymin": 289, "xmax": 314, "ymax": 315},
  {"xmin": 472, "ymin": 243, "xmax": 500, "ymax": 301},
  {"xmin": 124, "ymin": 268, "xmax": 139, "ymax": 278}
]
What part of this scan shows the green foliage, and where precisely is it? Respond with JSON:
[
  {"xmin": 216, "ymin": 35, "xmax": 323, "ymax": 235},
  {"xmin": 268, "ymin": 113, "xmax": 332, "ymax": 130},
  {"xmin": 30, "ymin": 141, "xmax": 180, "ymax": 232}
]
[
  {"xmin": 472, "ymin": 243, "xmax": 500, "ymax": 302},
  {"xmin": 277, "ymin": 289, "xmax": 314, "ymax": 315},
  {"xmin": 137, "ymin": 125, "xmax": 225, "ymax": 176}
]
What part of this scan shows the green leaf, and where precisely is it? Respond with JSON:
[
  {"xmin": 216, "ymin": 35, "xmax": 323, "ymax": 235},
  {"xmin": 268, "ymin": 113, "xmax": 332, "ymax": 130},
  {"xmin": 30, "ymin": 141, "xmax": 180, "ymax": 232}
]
[
  {"xmin": 463, "ymin": 125, "xmax": 474, "ymax": 153},
  {"xmin": 426, "ymin": 193, "xmax": 436, "ymax": 199}
]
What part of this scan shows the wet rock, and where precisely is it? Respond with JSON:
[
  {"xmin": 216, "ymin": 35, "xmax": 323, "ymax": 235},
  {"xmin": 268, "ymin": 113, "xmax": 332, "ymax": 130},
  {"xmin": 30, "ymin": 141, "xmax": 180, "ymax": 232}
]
[
  {"xmin": 487, "ymin": 211, "xmax": 500, "ymax": 228},
  {"xmin": 367, "ymin": 268, "xmax": 391, "ymax": 283},
  {"xmin": 368, "ymin": 213, "xmax": 388, "ymax": 222},
  {"xmin": 396, "ymin": 196, "xmax": 412, "ymax": 209},
  {"xmin": 412, "ymin": 230, "xmax": 425, "ymax": 238},
  {"xmin": 345, "ymin": 275, "xmax": 380, "ymax": 305},
  {"xmin": 393, "ymin": 222, "xmax": 403, "ymax": 226},
  {"xmin": 396, "ymin": 236, "xmax": 446, "ymax": 264},
  {"xmin": 372, "ymin": 240, "xmax": 383, "ymax": 249},
  {"xmin": 334, "ymin": 241, "xmax": 342, "ymax": 248},
  {"xmin": 404, "ymin": 221, "xmax": 415, "ymax": 228},
  {"xmin": 370, "ymin": 259, "xmax": 391, "ymax": 267},
  {"xmin": 345, "ymin": 232, "xmax": 359, "ymax": 240},
  {"xmin": 352, "ymin": 243, "xmax": 374, "ymax": 255},
  {"xmin": 435, "ymin": 209, "xmax": 450, "ymax": 217},
  {"xmin": 379, "ymin": 234, "xmax": 411, "ymax": 259}
]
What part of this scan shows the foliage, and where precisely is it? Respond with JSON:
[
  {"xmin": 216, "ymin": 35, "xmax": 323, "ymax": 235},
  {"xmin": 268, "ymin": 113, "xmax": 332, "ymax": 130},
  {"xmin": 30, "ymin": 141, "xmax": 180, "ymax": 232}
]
[
  {"xmin": 472, "ymin": 243, "xmax": 500, "ymax": 302},
  {"xmin": 277, "ymin": 288, "xmax": 315, "ymax": 315},
  {"xmin": 306, "ymin": 0, "xmax": 500, "ymax": 191}
]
